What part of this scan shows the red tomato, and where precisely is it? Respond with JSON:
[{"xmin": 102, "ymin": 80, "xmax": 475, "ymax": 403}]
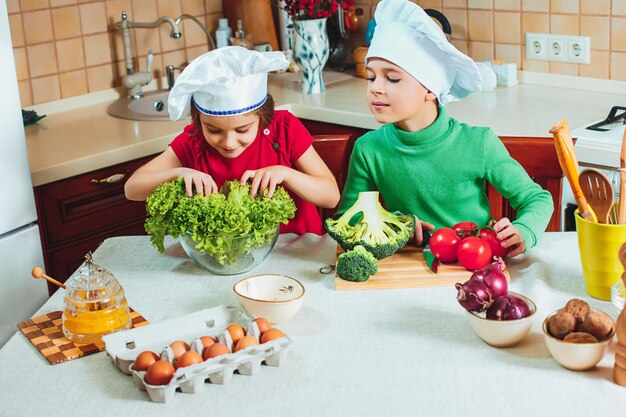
[
  {"xmin": 429, "ymin": 228, "xmax": 460, "ymax": 263},
  {"xmin": 478, "ymin": 228, "xmax": 509, "ymax": 258},
  {"xmin": 456, "ymin": 237, "xmax": 492, "ymax": 271},
  {"xmin": 452, "ymin": 222, "xmax": 478, "ymax": 239}
]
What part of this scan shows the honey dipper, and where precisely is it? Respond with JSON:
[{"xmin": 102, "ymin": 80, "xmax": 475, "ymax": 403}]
[{"xmin": 31, "ymin": 267, "xmax": 66, "ymax": 289}]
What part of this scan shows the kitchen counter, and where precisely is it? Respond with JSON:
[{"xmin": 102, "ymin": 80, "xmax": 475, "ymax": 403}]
[
  {"xmin": 25, "ymin": 73, "xmax": 626, "ymax": 186},
  {"xmin": 0, "ymin": 232, "xmax": 624, "ymax": 416}
]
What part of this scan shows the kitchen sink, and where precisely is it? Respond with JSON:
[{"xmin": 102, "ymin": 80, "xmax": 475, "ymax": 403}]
[{"xmin": 107, "ymin": 90, "xmax": 171, "ymax": 121}]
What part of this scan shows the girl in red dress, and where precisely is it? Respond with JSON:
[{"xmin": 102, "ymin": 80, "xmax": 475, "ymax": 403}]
[{"xmin": 125, "ymin": 47, "xmax": 340, "ymax": 235}]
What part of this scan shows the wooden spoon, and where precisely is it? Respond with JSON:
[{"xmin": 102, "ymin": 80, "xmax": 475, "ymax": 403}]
[
  {"xmin": 579, "ymin": 168, "xmax": 614, "ymax": 224},
  {"xmin": 31, "ymin": 267, "xmax": 66, "ymax": 289},
  {"xmin": 617, "ymin": 129, "xmax": 626, "ymax": 224}
]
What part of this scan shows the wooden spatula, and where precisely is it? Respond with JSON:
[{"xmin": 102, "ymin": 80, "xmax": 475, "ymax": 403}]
[
  {"xmin": 619, "ymin": 128, "xmax": 626, "ymax": 224},
  {"xmin": 579, "ymin": 168, "xmax": 614, "ymax": 224}
]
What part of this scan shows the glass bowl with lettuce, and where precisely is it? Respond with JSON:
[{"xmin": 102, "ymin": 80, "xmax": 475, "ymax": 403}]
[{"xmin": 144, "ymin": 178, "xmax": 296, "ymax": 275}]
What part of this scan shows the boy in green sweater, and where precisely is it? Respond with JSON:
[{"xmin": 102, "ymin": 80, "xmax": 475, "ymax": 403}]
[{"xmin": 338, "ymin": 0, "xmax": 553, "ymax": 257}]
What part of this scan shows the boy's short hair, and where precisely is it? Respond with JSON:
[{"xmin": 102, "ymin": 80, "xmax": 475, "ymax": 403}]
[{"xmin": 190, "ymin": 94, "xmax": 275, "ymax": 132}]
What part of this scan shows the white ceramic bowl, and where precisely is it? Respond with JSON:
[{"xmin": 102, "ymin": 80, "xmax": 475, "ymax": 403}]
[
  {"xmin": 233, "ymin": 274, "xmax": 305, "ymax": 324},
  {"xmin": 465, "ymin": 292, "xmax": 537, "ymax": 348},
  {"xmin": 542, "ymin": 309, "xmax": 615, "ymax": 371}
]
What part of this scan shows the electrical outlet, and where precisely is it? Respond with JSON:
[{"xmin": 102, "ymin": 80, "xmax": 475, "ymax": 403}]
[
  {"xmin": 547, "ymin": 35, "xmax": 567, "ymax": 61},
  {"xmin": 567, "ymin": 36, "xmax": 591, "ymax": 64},
  {"xmin": 526, "ymin": 33, "xmax": 547, "ymax": 59},
  {"xmin": 525, "ymin": 33, "xmax": 591, "ymax": 64}
]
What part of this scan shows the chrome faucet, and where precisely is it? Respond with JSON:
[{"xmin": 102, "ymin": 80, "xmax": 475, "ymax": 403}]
[
  {"xmin": 115, "ymin": 11, "xmax": 182, "ymax": 99},
  {"xmin": 174, "ymin": 14, "xmax": 216, "ymax": 50}
]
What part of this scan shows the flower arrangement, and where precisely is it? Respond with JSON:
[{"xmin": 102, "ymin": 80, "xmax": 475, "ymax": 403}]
[{"xmin": 280, "ymin": 0, "xmax": 354, "ymax": 20}]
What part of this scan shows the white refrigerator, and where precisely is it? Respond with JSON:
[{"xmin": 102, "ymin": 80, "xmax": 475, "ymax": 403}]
[{"xmin": 0, "ymin": 2, "xmax": 48, "ymax": 346}]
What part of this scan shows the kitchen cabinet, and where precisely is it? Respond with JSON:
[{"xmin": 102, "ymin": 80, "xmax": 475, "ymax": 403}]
[{"xmin": 34, "ymin": 154, "xmax": 156, "ymax": 294}]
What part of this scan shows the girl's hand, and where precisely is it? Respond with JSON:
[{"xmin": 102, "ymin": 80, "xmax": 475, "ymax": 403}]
[
  {"xmin": 240, "ymin": 166, "xmax": 290, "ymax": 197},
  {"xmin": 492, "ymin": 218, "xmax": 526, "ymax": 257},
  {"xmin": 412, "ymin": 215, "xmax": 435, "ymax": 246},
  {"xmin": 179, "ymin": 168, "xmax": 218, "ymax": 197}
]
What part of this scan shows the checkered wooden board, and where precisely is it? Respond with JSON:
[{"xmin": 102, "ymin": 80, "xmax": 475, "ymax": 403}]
[{"xmin": 17, "ymin": 309, "xmax": 149, "ymax": 365}]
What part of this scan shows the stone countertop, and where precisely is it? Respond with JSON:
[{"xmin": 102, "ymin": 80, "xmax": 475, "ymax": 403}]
[
  {"xmin": 25, "ymin": 74, "xmax": 626, "ymax": 186},
  {"xmin": 0, "ymin": 232, "xmax": 623, "ymax": 416}
]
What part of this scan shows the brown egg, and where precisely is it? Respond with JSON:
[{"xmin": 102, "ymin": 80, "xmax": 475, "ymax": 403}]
[
  {"xmin": 226, "ymin": 324, "xmax": 245, "ymax": 345},
  {"xmin": 253, "ymin": 318, "xmax": 272, "ymax": 334},
  {"xmin": 145, "ymin": 360, "xmax": 175, "ymax": 386},
  {"xmin": 175, "ymin": 351, "xmax": 203, "ymax": 368},
  {"xmin": 234, "ymin": 335, "xmax": 260, "ymax": 352},
  {"xmin": 199, "ymin": 336, "xmax": 216, "ymax": 351},
  {"xmin": 169, "ymin": 340, "xmax": 190, "ymax": 360},
  {"xmin": 203, "ymin": 343, "xmax": 231, "ymax": 360},
  {"xmin": 260, "ymin": 328, "xmax": 285, "ymax": 344},
  {"xmin": 133, "ymin": 351, "xmax": 159, "ymax": 372}
]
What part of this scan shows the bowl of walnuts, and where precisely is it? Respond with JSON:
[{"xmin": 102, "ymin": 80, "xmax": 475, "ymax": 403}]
[{"xmin": 543, "ymin": 298, "xmax": 615, "ymax": 371}]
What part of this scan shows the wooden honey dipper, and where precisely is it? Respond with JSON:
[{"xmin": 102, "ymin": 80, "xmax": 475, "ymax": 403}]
[
  {"xmin": 31, "ymin": 267, "xmax": 66, "ymax": 289},
  {"xmin": 614, "ymin": 243, "xmax": 626, "ymax": 386}
]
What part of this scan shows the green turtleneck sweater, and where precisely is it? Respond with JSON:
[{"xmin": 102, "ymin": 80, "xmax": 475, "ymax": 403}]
[{"xmin": 337, "ymin": 107, "xmax": 554, "ymax": 250}]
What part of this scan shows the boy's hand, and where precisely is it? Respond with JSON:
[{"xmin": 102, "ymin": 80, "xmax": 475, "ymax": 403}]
[
  {"xmin": 240, "ymin": 166, "xmax": 290, "ymax": 197},
  {"xmin": 179, "ymin": 168, "xmax": 218, "ymax": 196},
  {"xmin": 413, "ymin": 216, "xmax": 435, "ymax": 246},
  {"xmin": 492, "ymin": 218, "xmax": 526, "ymax": 257}
]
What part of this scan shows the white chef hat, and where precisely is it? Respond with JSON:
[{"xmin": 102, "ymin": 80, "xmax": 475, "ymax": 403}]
[
  {"xmin": 366, "ymin": 0, "xmax": 482, "ymax": 105},
  {"xmin": 168, "ymin": 46, "xmax": 288, "ymax": 121}
]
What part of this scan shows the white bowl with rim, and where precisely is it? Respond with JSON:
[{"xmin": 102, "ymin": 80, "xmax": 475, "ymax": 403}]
[
  {"xmin": 542, "ymin": 309, "xmax": 615, "ymax": 371},
  {"xmin": 465, "ymin": 292, "xmax": 537, "ymax": 348},
  {"xmin": 233, "ymin": 274, "xmax": 305, "ymax": 324}
]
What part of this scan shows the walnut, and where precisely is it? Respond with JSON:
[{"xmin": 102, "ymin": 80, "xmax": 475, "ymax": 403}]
[
  {"xmin": 547, "ymin": 310, "xmax": 577, "ymax": 339},
  {"xmin": 563, "ymin": 332, "xmax": 598, "ymax": 344},
  {"xmin": 579, "ymin": 311, "xmax": 614, "ymax": 340},
  {"xmin": 563, "ymin": 299, "xmax": 590, "ymax": 323}
]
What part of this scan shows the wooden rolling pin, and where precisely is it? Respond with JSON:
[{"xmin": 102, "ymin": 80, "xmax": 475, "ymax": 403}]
[
  {"xmin": 614, "ymin": 243, "xmax": 626, "ymax": 386},
  {"xmin": 32, "ymin": 267, "xmax": 66, "ymax": 289}
]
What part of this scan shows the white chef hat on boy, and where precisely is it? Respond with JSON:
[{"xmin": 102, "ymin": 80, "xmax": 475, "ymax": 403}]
[
  {"xmin": 366, "ymin": 0, "xmax": 482, "ymax": 105},
  {"xmin": 168, "ymin": 46, "xmax": 288, "ymax": 121}
]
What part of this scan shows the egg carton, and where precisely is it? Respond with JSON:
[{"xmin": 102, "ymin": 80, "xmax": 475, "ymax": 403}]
[{"xmin": 102, "ymin": 305, "xmax": 292, "ymax": 403}]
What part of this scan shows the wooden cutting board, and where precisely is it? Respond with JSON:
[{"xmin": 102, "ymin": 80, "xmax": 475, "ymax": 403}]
[
  {"xmin": 334, "ymin": 245, "xmax": 511, "ymax": 291},
  {"xmin": 223, "ymin": 0, "xmax": 280, "ymax": 51}
]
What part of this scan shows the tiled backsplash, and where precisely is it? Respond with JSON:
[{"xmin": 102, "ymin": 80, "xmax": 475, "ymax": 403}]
[
  {"xmin": 352, "ymin": 0, "xmax": 626, "ymax": 82},
  {"xmin": 9, "ymin": 0, "xmax": 626, "ymax": 106},
  {"xmin": 8, "ymin": 0, "xmax": 223, "ymax": 106}
]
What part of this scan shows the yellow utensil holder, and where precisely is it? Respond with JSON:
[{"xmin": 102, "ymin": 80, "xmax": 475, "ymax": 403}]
[{"xmin": 575, "ymin": 211, "xmax": 626, "ymax": 300}]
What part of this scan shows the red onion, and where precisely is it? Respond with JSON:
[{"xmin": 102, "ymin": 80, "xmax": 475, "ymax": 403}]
[
  {"xmin": 470, "ymin": 257, "xmax": 508, "ymax": 299},
  {"xmin": 455, "ymin": 279, "xmax": 493, "ymax": 312},
  {"xmin": 486, "ymin": 295, "xmax": 531, "ymax": 320}
]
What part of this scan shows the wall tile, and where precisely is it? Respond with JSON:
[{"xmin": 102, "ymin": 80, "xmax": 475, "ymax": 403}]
[
  {"xmin": 13, "ymin": 47, "xmax": 30, "ymax": 80},
  {"xmin": 52, "ymin": 6, "xmax": 82, "ymax": 40},
  {"xmin": 20, "ymin": 0, "xmax": 50, "ymax": 11},
  {"xmin": 612, "ymin": 17, "xmax": 626, "ymax": 52},
  {"xmin": 106, "ymin": 0, "xmax": 133, "ymax": 21},
  {"xmin": 522, "ymin": 0, "xmax": 548, "ymax": 12},
  {"xmin": 468, "ymin": 9, "xmax": 493, "ymax": 41},
  {"xmin": 468, "ymin": 0, "xmax": 492, "ymax": 9},
  {"xmin": 522, "ymin": 12, "xmax": 549, "ymax": 35},
  {"xmin": 494, "ymin": 0, "xmax": 520, "ymax": 10},
  {"xmin": 416, "ymin": 0, "xmax": 443, "ymax": 8},
  {"xmin": 83, "ymin": 33, "xmax": 112, "ymax": 65},
  {"xmin": 443, "ymin": 0, "xmax": 467, "ymax": 7},
  {"xmin": 443, "ymin": 8, "xmax": 467, "ymax": 39},
  {"xmin": 59, "ymin": 69, "xmax": 88, "ymax": 97},
  {"xmin": 134, "ymin": 28, "xmax": 161, "ymax": 56},
  {"xmin": 610, "ymin": 52, "xmax": 626, "ymax": 80},
  {"xmin": 80, "ymin": 2, "xmax": 107, "ymax": 34},
  {"xmin": 580, "ymin": 16, "xmax": 609, "ymax": 50},
  {"xmin": 469, "ymin": 40, "xmax": 494, "ymax": 60},
  {"xmin": 31, "ymin": 75, "xmax": 61, "ymax": 103},
  {"xmin": 182, "ymin": 0, "xmax": 205, "ymax": 15},
  {"xmin": 162, "ymin": 49, "xmax": 187, "ymax": 68},
  {"xmin": 550, "ymin": 61, "xmax": 579, "ymax": 75},
  {"xmin": 50, "ymin": 0, "xmax": 79, "ymax": 6},
  {"xmin": 580, "ymin": 0, "xmax": 609, "ymax": 15},
  {"xmin": 580, "ymin": 50, "xmax": 609, "ymax": 78},
  {"xmin": 494, "ymin": 12, "xmax": 520, "ymax": 43},
  {"xmin": 182, "ymin": 19, "xmax": 208, "ymax": 47},
  {"xmin": 614, "ymin": 0, "xmax": 626, "ymax": 16},
  {"xmin": 495, "ymin": 43, "xmax": 521, "ymax": 65},
  {"xmin": 56, "ymin": 38, "xmax": 85, "ymax": 71},
  {"xmin": 23, "ymin": 10, "xmax": 54, "ymax": 44},
  {"xmin": 522, "ymin": 56, "xmax": 549, "ymax": 72},
  {"xmin": 18, "ymin": 80, "xmax": 33, "ymax": 107},
  {"xmin": 9, "ymin": 14, "xmax": 25, "ymax": 47},
  {"xmin": 157, "ymin": 0, "xmax": 181, "ymax": 17},
  {"xmin": 131, "ymin": 0, "xmax": 157, "ymax": 21},
  {"xmin": 27, "ymin": 42, "xmax": 58, "ymax": 77},
  {"xmin": 550, "ymin": 14, "xmax": 579, "ymax": 35},
  {"xmin": 551, "ymin": 0, "xmax": 579, "ymax": 14},
  {"xmin": 8, "ymin": 0, "xmax": 21, "ymax": 13},
  {"xmin": 450, "ymin": 39, "xmax": 469, "ymax": 54},
  {"xmin": 86, "ymin": 63, "xmax": 113, "ymax": 91},
  {"xmin": 185, "ymin": 44, "xmax": 208, "ymax": 62}
]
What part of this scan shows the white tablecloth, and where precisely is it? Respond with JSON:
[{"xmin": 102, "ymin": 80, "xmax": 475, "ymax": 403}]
[{"xmin": 1, "ymin": 232, "xmax": 625, "ymax": 416}]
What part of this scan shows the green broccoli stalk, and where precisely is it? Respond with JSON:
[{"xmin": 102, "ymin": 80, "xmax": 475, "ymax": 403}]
[
  {"xmin": 324, "ymin": 191, "xmax": 415, "ymax": 259},
  {"xmin": 336, "ymin": 245, "xmax": 378, "ymax": 282}
]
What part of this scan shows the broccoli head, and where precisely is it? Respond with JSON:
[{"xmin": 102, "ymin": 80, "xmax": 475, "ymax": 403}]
[
  {"xmin": 324, "ymin": 191, "xmax": 415, "ymax": 259},
  {"xmin": 336, "ymin": 245, "xmax": 378, "ymax": 282}
]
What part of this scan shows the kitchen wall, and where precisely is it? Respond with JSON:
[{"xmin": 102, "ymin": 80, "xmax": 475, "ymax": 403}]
[
  {"xmin": 10, "ymin": 0, "xmax": 626, "ymax": 106},
  {"xmin": 352, "ymin": 0, "xmax": 626, "ymax": 81},
  {"xmin": 8, "ymin": 0, "xmax": 223, "ymax": 106}
]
